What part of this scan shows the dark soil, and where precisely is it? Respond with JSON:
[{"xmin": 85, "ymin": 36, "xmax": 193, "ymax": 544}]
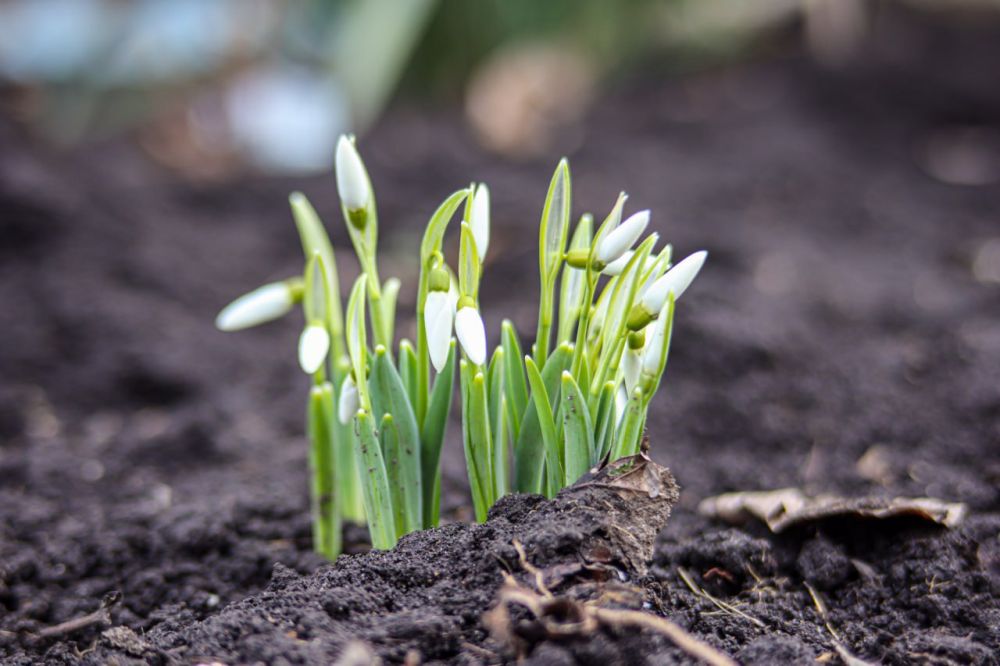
[{"xmin": 2, "ymin": 10, "xmax": 1000, "ymax": 665}]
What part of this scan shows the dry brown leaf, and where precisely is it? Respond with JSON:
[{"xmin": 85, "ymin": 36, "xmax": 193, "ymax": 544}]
[{"xmin": 698, "ymin": 487, "xmax": 967, "ymax": 533}]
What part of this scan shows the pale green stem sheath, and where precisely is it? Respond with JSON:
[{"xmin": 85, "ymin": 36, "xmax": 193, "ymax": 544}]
[
  {"xmin": 307, "ymin": 383, "xmax": 341, "ymax": 559},
  {"xmin": 333, "ymin": 356, "xmax": 365, "ymax": 523},
  {"xmin": 353, "ymin": 409, "xmax": 397, "ymax": 549}
]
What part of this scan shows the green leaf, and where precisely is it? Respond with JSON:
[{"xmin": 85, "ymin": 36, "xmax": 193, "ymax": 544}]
[
  {"xmin": 382, "ymin": 277, "xmax": 401, "ymax": 344},
  {"xmin": 304, "ymin": 252, "xmax": 330, "ymax": 324},
  {"xmin": 458, "ymin": 222, "xmax": 481, "ymax": 299},
  {"xmin": 557, "ymin": 214, "xmax": 593, "ymax": 344},
  {"xmin": 487, "ymin": 347, "xmax": 508, "ymax": 497},
  {"xmin": 332, "ymin": 355, "xmax": 365, "ymax": 523},
  {"xmin": 539, "ymin": 159, "xmax": 571, "ymax": 284},
  {"xmin": 612, "ymin": 388, "xmax": 645, "ymax": 461},
  {"xmin": 398, "ymin": 339, "xmax": 418, "ymax": 411},
  {"xmin": 513, "ymin": 342, "xmax": 572, "ymax": 494},
  {"xmin": 643, "ymin": 294, "xmax": 676, "ymax": 406},
  {"xmin": 369, "ymin": 346, "xmax": 422, "ymax": 535},
  {"xmin": 420, "ymin": 340, "xmax": 455, "ymax": 528},
  {"xmin": 460, "ymin": 360, "xmax": 491, "ymax": 522},
  {"xmin": 420, "ymin": 189, "xmax": 472, "ymax": 261},
  {"xmin": 524, "ymin": 356, "xmax": 563, "ymax": 497},
  {"xmin": 589, "ymin": 192, "xmax": 626, "ymax": 266},
  {"xmin": 290, "ymin": 193, "xmax": 344, "ymax": 345},
  {"xmin": 560, "ymin": 371, "xmax": 593, "ymax": 486},
  {"xmin": 345, "ymin": 274, "xmax": 369, "ymax": 409},
  {"xmin": 352, "ymin": 409, "xmax": 396, "ymax": 549},
  {"xmin": 501, "ymin": 321, "xmax": 528, "ymax": 442},
  {"xmin": 593, "ymin": 381, "xmax": 617, "ymax": 462}
]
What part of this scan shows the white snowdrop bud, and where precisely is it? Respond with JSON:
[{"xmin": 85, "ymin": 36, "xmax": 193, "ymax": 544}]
[
  {"xmin": 215, "ymin": 281, "xmax": 295, "ymax": 332},
  {"xmin": 597, "ymin": 210, "xmax": 649, "ymax": 264},
  {"xmin": 338, "ymin": 375, "xmax": 359, "ymax": 425},
  {"xmin": 455, "ymin": 306, "xmax": 487, "ymax": 366},
  {"xmin": 424, "ymin": 290, "xmax": 456, "ymax": 373},
  {"xmin": 602, "ymin": 250, "xmax": 634, "ymax": 276},
  {"xmin": 298, "ymin": 324, "xmax": 330, "ymax": 374},
  {"xmin": 470, "ymin": 184, "xmax": 490, "ymax": 261},
  {"xmin": 640, "ymin": 250, "xmax": 707, "ymax": 314},
  {"xmin": 335, "ymin": 135, "xmax": 370, "ymax": 211}
]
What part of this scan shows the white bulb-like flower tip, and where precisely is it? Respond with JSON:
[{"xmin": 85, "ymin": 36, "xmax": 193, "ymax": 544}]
[
  {"xmin": 470, "ymin": 184, "xmax": 490, "ymax": 261},
  {"xmin": 298, "ymin": 324, "xmax": 330, "ymax": 374},
  {"xmin": 455, "ymin": 306, "xmax": 487, "ymax": 366},
  {"xmin": 597, "ymin": 209, "xmax": 649, "ymax": 264},
  {"xmin": 640, "ymin": 250, "xmax": 707, "ymax": 313},
  {"xmin": 602, "ymin": 250, "xmax": 634, "ymax": 276},
  {"xmin": 642, "ymin": 309, "xmax": 670, "ymax": 377},
  {"xmin": 622, "ymin": 346, "xmax": 642, "ymax": 395},
  {"xmin": 335, "ymin": 135, "xmax": 370, "ymax": 211},
  {"xmin": 424, "ymin": 290, "xmax": 456, "ymax": 373},
  {"xmin": 215, "ymin": 282, "xmax": 294, "ymax": 332},
  {"xmin": 338, "ymin": 375, "xmax": 359, "ymax": 425}
]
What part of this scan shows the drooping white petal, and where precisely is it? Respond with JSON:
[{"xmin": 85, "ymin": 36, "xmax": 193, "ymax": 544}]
[
  {"xmin": 602, "ymin": 250, "xmax": 634, "ymax": 276},
  {"xmin": 642, "ymin": 308, "xmax": 670, "ymax": 377},
  {"xmin": 597, "ymin": 209, "xmax": 649, "ymax": 264},
  {"xmin": 640, "ymin": 250, "xmax": 708, "ymax": 313},
  {"xmin": 622, "ymin": 346, "xmax": 642, "ymax": 394},
  {"xmin": 335, "ymin": 135, "xmax": 370, "ymax": 211},
  {"xmin": 470, "ymin": 184, "xmax": 490, "ymax": 261},
  {"xmin": 338, "ymin": 375, "xmax": 359, "ymax": 424},
  {"xmin": 215, "ymin": 282, "xmax": 294, "ymax": 332},
  {"xmin": 424, "ymin": 290, "xmax": 456, "ymax": 373},
  {"xmin": 298, "ymin": 324, "xmax": 330, "ymax": 374},
  {"xmin": 454, "ymin": 306, "xmax": 487, "ymax": 366}
]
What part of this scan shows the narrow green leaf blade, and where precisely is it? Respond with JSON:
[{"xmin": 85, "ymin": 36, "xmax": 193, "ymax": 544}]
[
  {"xmin": 501, "ymin": 321, "xmax": 528, "ymax": 441},
  {"xmin": 560, "ymin": 371, "xmax": 593, "ymax": 486},
  {"xmin": 352, "ymin": 409, "xmax": 396, "ymax": 549},
  {"xmin": 513, "ymin": 342, "xmax": 572, "ymax": 494},
  {"xmin": 370, "ymin": 346, "xmax": 422, "ymax": 535},
  {"xmin": 524, "ymin": 356, "xmax": 563, "ymax": 497}
]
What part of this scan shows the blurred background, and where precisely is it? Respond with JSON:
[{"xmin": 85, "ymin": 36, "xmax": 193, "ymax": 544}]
[{"xmin": 1, "ymin": 0, "xmax": 996, "ymax": 179}]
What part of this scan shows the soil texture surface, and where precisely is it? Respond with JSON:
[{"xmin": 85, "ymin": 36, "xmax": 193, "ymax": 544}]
[{"xmin": 2, "ymin": 11, "xmax": 1000, "ymax": 665}]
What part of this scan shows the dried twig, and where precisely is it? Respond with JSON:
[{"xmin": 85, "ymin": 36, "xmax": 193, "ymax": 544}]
[
  {"xmin": 678, "ymin": 567, "xmax": 765, "ymax": 628},
  {"xmin": 804, "ymin": 583, "xmax": 875, "ymax": 666},
  {"xmin": 591, "ymin": 606, "xmax": 737, "ymax": 666}
]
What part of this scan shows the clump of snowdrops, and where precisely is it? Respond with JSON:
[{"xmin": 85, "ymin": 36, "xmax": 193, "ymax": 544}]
[{"xmin": 216, "ymin": 136, "xmax": 706, "ymax": 557}]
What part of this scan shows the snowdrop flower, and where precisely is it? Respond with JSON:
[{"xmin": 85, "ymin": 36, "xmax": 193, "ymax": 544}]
[
  {"xmin": 298, "ymin": 324, "xmax": 330, "ymax": 374},
  {"xmin": 470, "ymin": 184, "xmax": 490, "ymax": 261},
  {"xmin": 338, "ymin": 374, "xmax": 359, "ymax": 425},
  {"xmin": 455, "ymin": 306, "xmax": 487, "ymax": 366},
  {"xmin": 215, "ymin": 281, "xmax": 296, "ymax": 331},
  {"xmin": 597, "ymin": 210, "xmax": 649, "ymax": 265},
  {"xmin": 640, "ymin": 250, "xmax": 707, "ymax": 313},
  {"xmin": 424, "ymin": 290, "xmax": 456, "ymax": 373},
  {"xmin": 335, "ymin": 135, "xmax": 370, "ymax": 211},
  {"xmin": 602, "ymin": 250, "xmax": 633, "ymax": 276}
]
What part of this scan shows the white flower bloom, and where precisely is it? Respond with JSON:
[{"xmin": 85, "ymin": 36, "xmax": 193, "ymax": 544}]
[
  {"xmin": 455, "ymin": 306, "xmax": 487, "ymax": 366},
  {"xmin": 622, "ymin": 346, "xmax": 642, "ymax": 394},
  {"xmin": 642, "ymin": 307, "xmax": 670, "ymax": 377},
  {"xmin": 335, "ymin": 135, "xmax": 370, "ymax": 211},
  {"xmin": 470, "ymin": 184, "xmax": 490, "ymax": 261},
  {"xmin": 298, "ymin": 324, "xmax": 330, "ymax": 374},
  {"xmin": 602, "ymin": 250, "xmax": 634, "ymax": 276},
  {"xmin": 338, "ymin": 375, "xmax": 359, "ymax": 425},
  {"xmin": 597, "ymin": 209, "xmax": 649, "ymax": 264},
  {"xmin": 640, "ymin": 250, "xmax": 707, "ymax": 313},
  {"xmin": 215, "ymin": 281, "xmax": 294, "ymax": 332},
  {"xmin": 424, "ymin": 290, "xmax": 456, "ymax": 373}
]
